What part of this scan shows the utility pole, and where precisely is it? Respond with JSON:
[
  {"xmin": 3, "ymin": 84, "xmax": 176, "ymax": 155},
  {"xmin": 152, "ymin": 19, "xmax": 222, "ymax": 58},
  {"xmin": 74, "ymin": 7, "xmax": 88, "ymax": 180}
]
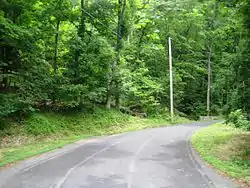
[
  {"xmin": 169, "ymin": 37, "xmax": 174, "ymax": 120},
  {"xmin": 207, "ymin": 46, "xmax": 212, "ymax": 117}
]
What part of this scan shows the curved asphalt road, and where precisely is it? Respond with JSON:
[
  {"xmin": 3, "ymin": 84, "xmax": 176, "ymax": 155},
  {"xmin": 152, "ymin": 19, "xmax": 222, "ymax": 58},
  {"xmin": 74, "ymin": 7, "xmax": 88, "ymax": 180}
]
[{"xmin": 0, "ymin": 121, "xmax": 238, "ymax": 188}]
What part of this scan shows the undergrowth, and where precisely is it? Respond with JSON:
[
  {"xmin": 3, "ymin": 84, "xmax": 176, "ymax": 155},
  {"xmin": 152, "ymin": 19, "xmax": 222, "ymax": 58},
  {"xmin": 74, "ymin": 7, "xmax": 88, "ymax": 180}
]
[{"xmin": 0, "ymin": 108, "xmax": 188, "ymax": 167}]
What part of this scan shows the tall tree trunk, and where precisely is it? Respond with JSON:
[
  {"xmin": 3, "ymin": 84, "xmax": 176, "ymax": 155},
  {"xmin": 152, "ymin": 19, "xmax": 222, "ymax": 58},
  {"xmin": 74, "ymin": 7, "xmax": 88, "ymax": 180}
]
[
  {"xmin": 106, "ymin": 0, "xmax": 126, "ymax": 109},
  {"xmin": 207, "ymin": 46, "xmax": 212, "ymax": 116},
  {"xmin": 106, "ymin": 79, "xmax": 112, "ymax": 109},
  {"xmin": 74, "ymin": 0, "xmax": 86, "ymax": 82},
  {"xmin": 78, "ymin": 0, "xmax": 86, "ymax": 39},
  {"xmin": 53, "ymin": 19, "xmax": 60, "ymax": 74},
  {"xmin": 116, "ymin": 0, "xmax": 126, "ymax": 109},
  {"xmin": 2, "ymin": 47, "xmax": 8, "ymax": 88}
]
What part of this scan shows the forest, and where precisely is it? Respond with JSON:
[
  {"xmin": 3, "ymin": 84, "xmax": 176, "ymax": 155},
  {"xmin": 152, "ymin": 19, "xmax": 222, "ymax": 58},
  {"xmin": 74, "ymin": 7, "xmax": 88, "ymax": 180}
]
[
  {"xmin": 1, "ymin": 0, "xmax": 250, "ymax": 185},
  {"xmin": 0, "ymin": 0, "xmax": 250, "ymax": 119}
]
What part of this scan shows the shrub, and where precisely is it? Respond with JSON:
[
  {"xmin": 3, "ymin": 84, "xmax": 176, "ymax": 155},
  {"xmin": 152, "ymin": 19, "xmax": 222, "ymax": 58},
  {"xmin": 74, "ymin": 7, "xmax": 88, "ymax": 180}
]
[
  {"xmin": 0, "ymin": 119, "xmax": 7, "ymax": 130},
  {"xmin": 0, "ymin": 94, "xmax": 31, "ymax": 117},
  {"xmin": 227, "ymin": 109, "xmax": 243, "ymax": 125},
  {"xmin": 25, "ymin": 114, "xmax": 59, "ymax": 135},
  {"xmin": 227, "ymin": 109, "xmax": 250, "ymax": 131},
  {"xmin": 240, "ymin": 120, "xmax": 250, "ymax": 131}
]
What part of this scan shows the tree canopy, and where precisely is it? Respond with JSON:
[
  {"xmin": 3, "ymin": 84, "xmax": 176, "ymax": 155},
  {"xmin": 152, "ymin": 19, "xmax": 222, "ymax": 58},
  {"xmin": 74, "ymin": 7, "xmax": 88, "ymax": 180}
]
[{"xmin": 1, "ymin": 0, "xmax": 249, "ymax": 118}]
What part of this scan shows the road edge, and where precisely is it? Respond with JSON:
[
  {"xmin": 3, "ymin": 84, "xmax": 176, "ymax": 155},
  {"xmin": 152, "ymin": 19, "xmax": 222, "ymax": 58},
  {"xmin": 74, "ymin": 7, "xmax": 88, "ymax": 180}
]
[
  {"xmin": 0, "ymin": 135, "xmax": 119, "ymax": 188},
  {"xmin": 188, "ymin": 127, "xmax": 239, "ymax": 188}
]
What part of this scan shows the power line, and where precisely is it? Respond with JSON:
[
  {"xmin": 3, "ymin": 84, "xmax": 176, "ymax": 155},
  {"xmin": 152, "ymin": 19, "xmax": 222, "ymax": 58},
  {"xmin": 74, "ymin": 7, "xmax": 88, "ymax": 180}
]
[
  {"xmin": 88, "ymin": 0, "xmax": 118, "ymax": 25},
  {"xmin": 81, "ymin": 8, "xmax": 122, "ymax": 38}
]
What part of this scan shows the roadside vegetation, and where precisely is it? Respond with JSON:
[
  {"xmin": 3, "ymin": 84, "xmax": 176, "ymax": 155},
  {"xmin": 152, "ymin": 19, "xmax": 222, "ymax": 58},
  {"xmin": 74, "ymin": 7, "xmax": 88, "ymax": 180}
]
[
  {"xmin": 0, "ymin": 108, "xmax": 188, "ymax": 167},
  {"xmin": 1, "ymin": 0, "xmax": 250, "ymax": 181},
  {"xmin": 192, "ymin": 110, "xmax": 250, "ymax": 186}
]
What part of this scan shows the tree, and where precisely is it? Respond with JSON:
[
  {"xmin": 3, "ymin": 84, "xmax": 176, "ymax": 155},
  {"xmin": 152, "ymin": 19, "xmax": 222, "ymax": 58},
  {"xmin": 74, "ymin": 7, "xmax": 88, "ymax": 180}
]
[{"xmin": 1, "ymin": 0, "xmax": 249, "ymax": 118}]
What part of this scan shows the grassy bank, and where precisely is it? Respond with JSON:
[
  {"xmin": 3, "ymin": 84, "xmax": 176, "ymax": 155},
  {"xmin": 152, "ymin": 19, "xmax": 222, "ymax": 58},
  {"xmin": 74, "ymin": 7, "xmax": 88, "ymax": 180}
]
[
  {"xmin": 0, "ymin": 108, "xmax": 188, "ymax": 167},
  {"xmin": 192, "ymin": 123, "xmax": 250, "ymax": 186}
]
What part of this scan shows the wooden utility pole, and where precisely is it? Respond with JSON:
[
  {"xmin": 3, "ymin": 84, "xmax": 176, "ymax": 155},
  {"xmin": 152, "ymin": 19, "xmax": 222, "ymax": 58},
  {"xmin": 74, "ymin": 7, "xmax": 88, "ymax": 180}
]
[
  {"xmin": 106, "ymin": 0, "xmax": 126, "ymax": 109},
  {"xmin": 207, "ymin": 46, "xmax": 212, "ymax": 117},
  {"xmin": 169, "ymin": 37, "xmax": 174, "ymax": 120},
  {"xmin": 206, "ymin": 2, "xmax": 218, "ymax": 117}
]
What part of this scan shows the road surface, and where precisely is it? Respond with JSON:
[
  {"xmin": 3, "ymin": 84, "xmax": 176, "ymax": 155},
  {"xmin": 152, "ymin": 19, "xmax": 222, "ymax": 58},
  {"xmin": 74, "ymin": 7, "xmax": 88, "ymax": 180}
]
[{"xmin": 0, "ymin": 121, "xmax": 238, "ymax": 188}]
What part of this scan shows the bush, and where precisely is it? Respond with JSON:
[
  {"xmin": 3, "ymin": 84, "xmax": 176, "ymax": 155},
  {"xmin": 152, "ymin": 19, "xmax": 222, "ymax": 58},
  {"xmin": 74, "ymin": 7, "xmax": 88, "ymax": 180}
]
[
  {"xmin": 226, "ymin": 109, "xmax": 243, "ymax": 125},
  {"xmin": 0, "ymin": 119, "xmax": 7, "ymax": 130},
  {"xmin": 227, "ymin": 109, "xmax": 250, "ymax": 131},
  {"xmin": 240, "ymin": 120, "xmax": 250, "ymax": 131},
  {"xmin": 0, "ymin": 94, "xmax": 32, "ymax": 117},
  {"xmin": 25, "ymin": 114, "xmax": 60, "ymax": 135}
]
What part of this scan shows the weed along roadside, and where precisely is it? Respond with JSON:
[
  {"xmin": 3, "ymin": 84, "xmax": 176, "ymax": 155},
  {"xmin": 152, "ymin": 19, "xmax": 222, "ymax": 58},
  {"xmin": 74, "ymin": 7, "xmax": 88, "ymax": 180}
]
[
  {"xmin": 192, "ymin": 122, "xmax": 250, "ymax": 187},
  {"xmin": 0, "ymin": 108, "xmax": 188, "ymax": 167}
]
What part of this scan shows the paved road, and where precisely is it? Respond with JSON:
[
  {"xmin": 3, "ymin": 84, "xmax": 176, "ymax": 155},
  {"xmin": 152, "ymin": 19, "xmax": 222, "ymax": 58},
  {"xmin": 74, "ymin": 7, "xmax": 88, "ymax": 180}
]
[{"xmin": 0, "ymin": 121, "xmax": 238, "ymax": 188}]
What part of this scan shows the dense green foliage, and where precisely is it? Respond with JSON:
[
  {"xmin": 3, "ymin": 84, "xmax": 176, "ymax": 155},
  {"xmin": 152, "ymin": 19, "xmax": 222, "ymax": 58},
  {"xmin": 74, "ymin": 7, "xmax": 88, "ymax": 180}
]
[
  {"xmin": 1, "ymin": 0, "xmax": 250, "ymax": 118},
  {"xmin": 226, "ymin": 109, "xmax": 250, "ymax": 131}
]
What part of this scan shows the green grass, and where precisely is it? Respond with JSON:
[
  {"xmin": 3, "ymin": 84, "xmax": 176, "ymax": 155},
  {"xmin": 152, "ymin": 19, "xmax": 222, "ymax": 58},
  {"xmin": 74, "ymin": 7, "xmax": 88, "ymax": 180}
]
[
  {"xmin": 0, "ymin": 135, "xmax": 89, "ymax": 167},
  {"xmin": 0, "ymin": 108, "xmax": 188, "ymax": 167},
  {"xmin": 192, "ymin": 123, "xmax": 250, "ymax": 186}
]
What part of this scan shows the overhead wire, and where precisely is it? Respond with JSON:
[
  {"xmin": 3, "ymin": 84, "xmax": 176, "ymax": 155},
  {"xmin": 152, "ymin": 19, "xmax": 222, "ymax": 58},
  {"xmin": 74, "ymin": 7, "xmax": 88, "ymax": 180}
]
[{"xmin": 80, "ymin": 8, "xmax": 122, "ymax": 39}]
